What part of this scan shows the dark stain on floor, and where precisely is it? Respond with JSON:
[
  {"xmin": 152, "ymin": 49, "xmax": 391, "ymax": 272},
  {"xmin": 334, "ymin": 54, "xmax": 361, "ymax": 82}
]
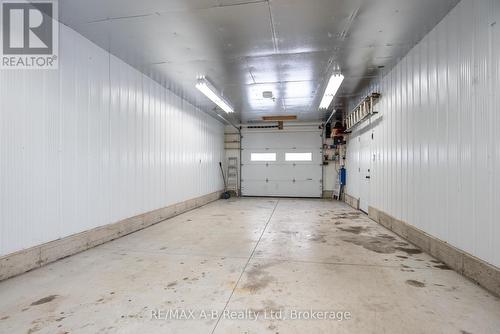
[
  {"xmin": 406, "ymin": 280, "xmax": 426, "ymax": 288},
  {"xmin": 434, "ymin": 264, "xmax": 452, "ymax": 270},
  {"xmin": 341, "ymin": 235, "xmax": 398, "ymax": 254},
  {"xmin": 31, "ymin": 295, "xmax": 58, "ymax": 306},
  {"xmin": 333, "ymin": 213, "xmax": 362, "ymax": 220},
  {"xmin": 377, "ymin": 234, "xmax": 397, "ymax": 241},
  {"xmin": 340, "ymin": 230, "xmax": 423, "ymax": 256},
  {"xmin": 309, "ymin": 233, "xmax": 327, "ymax": 243},
  {"xmin": 401, "ymin": 264, "xmax": 415, "ymax": 272},
  {"xmin": 242, "ymin": 263, "xmax": 276, "ymax": 293},
  {"xmin": 395, "ymin": 247, "xmax": 422, "ymax": 255},
  {"xmin": 281, "ymin": 230, "xmax": 299, "ymax": 235},
  {"xmin": 0, "ymin": 316, "xmax": 9, "ymax": 321},
  {"xmin": 330, "ymin": 210, "xmax": 426, "ymax": 259},
  {"xmin": 338, "ymin": 226, "xmax": 368, "ymax": 234}
]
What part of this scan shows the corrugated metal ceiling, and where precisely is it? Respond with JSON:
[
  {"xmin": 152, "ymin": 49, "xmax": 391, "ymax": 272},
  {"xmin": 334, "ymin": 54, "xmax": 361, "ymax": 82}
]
[{"xmin": 59, "ymin": 0, "xmax": 460, "ymax": 122}]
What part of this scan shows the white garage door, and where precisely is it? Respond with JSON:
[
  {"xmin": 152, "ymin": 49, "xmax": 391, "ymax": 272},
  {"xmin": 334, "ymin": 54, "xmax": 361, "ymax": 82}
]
[{"xmin": 241, "ymin": 128, "xmax": 322, "ymax": 198}]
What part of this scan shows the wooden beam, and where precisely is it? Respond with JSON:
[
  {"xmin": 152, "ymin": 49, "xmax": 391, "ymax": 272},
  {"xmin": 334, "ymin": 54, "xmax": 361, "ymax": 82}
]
[{"xmin": 262, "ymin": 115, "xmax": 297, "ymax": 121}]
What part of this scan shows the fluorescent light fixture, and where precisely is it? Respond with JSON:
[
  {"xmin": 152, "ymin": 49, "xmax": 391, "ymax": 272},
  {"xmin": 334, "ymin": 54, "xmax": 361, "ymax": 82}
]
[
  {"xmin": 196, "ymin": 77, "xmax": 234, "ymax": 113},
  {"xmin": 319, "ymin": 74, "xmax": 344, "ymax": 110}
]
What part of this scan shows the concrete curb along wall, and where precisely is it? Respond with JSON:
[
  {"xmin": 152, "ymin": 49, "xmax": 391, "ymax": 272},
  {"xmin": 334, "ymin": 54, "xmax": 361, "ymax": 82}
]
[
  {"xmin": 367, "ymin": 206, "xmax": 500, "ymax": 297},
  {"xmin": 344, "ymin": 193, "xmax": 359, "ymax": 210},
  {"xmin": 0, "ymin": 191, "xmax": 222, "ymax": 282}
]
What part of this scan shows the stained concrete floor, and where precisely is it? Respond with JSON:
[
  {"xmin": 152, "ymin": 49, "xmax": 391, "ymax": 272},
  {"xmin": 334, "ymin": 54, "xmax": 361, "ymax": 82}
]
[{"xmin": 0, "ymin": 198, "xmax": 499, "ymax": 334}]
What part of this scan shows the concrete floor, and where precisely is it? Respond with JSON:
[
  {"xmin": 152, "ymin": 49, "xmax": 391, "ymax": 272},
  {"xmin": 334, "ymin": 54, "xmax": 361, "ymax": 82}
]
[{"xmin": 0, "ymin": 198, "xmax": 499, "ymax": 334}]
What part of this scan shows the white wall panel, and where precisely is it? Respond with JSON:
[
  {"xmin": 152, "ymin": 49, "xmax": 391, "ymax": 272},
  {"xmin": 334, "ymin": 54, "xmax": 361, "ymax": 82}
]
[
  {"xmin": 346, "ymin": 0, "xmax": 500, "ymax": 267},
  {"xmin": 0, "ymin": 23, "xmax": 224, "ymax": 256}
]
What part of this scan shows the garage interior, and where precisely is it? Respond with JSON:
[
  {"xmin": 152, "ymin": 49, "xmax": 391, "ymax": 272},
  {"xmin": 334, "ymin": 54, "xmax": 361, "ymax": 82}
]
[{"xmin": 0, "ymin": 0, "xmax": 499, "ymax": 333}]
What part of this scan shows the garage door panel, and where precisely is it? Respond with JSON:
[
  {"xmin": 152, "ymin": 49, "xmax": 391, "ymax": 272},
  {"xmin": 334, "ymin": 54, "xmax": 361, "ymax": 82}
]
[
  {"xmin": 241, "ymin": 180, "xmax": 321, "ymax": 198},
  {"xmin": 242, "ymin": 165, "xmax": 322, "ymax": 180},
  {"xmin": 241, "ymin": 129, "xmax": 322, "ymax": 198}
]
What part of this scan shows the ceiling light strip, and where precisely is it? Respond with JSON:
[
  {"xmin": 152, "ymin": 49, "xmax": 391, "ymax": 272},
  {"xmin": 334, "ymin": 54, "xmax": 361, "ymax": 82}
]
[
  {"xmin": 196, "ymin": 77, "xmax": 235, "ymax": 114},
  {"xmin": 319, "ymin": 74, "xmax": 344, "ymax": 110}
]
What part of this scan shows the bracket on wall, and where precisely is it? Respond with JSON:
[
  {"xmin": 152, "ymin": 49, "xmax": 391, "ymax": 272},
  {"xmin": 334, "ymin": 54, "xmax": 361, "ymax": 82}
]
[{"xmin": 345, "ymin": 92, "xmax": 381, "ymax": 131}]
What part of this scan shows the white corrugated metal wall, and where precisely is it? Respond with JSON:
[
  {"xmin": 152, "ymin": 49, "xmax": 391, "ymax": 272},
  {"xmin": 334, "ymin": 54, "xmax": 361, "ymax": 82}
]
[
  {"xmin": 346, "ymin": 0, "xmax": 500, "ymax": 267},
  {"xmin": 0, "ymin": 23, "xmax": 224, "ymax": 256}
]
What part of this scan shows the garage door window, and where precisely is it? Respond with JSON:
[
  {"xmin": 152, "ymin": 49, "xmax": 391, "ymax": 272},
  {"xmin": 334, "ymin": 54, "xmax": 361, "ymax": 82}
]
[
  {"xmin": 251, "ymin": 153, "xmax": 276, "ymax": 162},
  {"xmin": 285, "ymin": 152, "xmax": 312, "ymax": 161}
]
